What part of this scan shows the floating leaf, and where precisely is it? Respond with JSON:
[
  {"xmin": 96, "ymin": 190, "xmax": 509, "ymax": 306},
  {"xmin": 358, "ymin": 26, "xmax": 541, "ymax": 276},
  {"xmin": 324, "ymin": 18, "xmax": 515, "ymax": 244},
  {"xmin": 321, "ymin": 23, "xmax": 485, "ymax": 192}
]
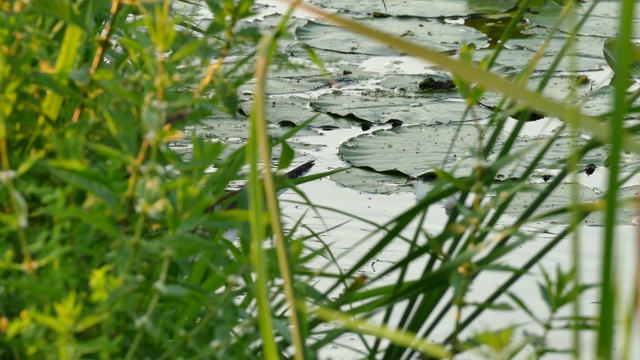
[
  {"xmin": 603, "ymin": 37, "xmax": 640, "ymax": 76},
  {"xmin": 339, "ymin": 124, "xmax": 486, "ymax": 178},
  {"xmin": 296, "ymin": 17, "xmax": 487, "ymax": 56}
]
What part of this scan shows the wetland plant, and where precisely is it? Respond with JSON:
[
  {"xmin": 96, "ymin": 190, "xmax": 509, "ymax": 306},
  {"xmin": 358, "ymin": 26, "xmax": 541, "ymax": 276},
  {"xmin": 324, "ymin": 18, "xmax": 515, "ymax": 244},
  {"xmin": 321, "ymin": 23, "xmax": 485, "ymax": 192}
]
[{"xmin": 0, "ymin": 0, "xmax": 638, "ymax": 359}]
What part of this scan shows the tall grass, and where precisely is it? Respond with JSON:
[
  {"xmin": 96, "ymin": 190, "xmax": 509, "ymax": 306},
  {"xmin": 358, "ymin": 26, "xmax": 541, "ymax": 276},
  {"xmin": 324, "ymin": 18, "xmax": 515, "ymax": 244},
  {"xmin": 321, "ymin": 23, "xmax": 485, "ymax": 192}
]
[
  {"xmin": 276, "ymin": 0, "xmax": 639, "ymax": 358},
  {"xmin": 0, "ymin": 0, "xmax": 637, "ymax": 359}
]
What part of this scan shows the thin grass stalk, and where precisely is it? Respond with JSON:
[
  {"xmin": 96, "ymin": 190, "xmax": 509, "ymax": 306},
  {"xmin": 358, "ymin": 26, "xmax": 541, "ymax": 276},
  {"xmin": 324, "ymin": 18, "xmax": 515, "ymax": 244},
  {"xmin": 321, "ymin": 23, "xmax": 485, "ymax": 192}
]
[
  {"xmin": 318, "ymin": 4, "xmax": 588, "ymax": 354},
  {"xmin": 393, "ymin": 127, "xmax": 570, "ymax": 356},
  {"xmin": 436, "ymin": 139, "xmax": 591, "ymax": 339},
  {"xmin": 248, "ymin": 31, "xmax": 279, "ymax": 360},
  {"xmin": 514, "ymin": 1, "xmax": 575, "ymax": 87},
  {"xmin": 568, "ymin": 85, "xmax": 583, "ymax": 360},
  {"xmin": 308, "ymin": 305, "xmax": 450, "ymax": 358},
  {"xmin": 561, "ymin": 3, "xmax": 583, "ymax": 358},
  {"xmin": 474, "ymin": 1, "xmax": 532, "ymax": 167},
  {"xmin": 453, "ymin": 133, "xmax": 628, "ymax": 338},
  {"xmin": 496, "ymin": 140, "xmax": 593, "ymax": 251},
  {"xmin": 416, "ymin": 131, "xmax": 567, "ymax": 344},
  {"xmin": 484, "ymin": 0, "xmax": 531, "ymax": 68},
  {"xmin": 621, "ymin": 207, "xmax": 640, "ymax": 359},
  {"xmin": 307, "ymin": 224, "xmax": 472, "ymax": 353},
  {"xmin": 314, "ymin": 185, "xmax": 459, "ymax": 300},
  {"xmin": 450, "ymin": 218, "xmax": 581, "ymax": 341},
  {"xmin": 372, "ymin": 207, "xmax": 429, "ymax": 356},
  {"xmin": 72, "ymin": 0, "xmax": 123, "ymax": 122},
  {"xmin": 598, "ymin": 0, "xmax": 635, "ymax": 356},
  {"xmin": 535, "ymin": 1, "xmax": 597, "ymax": 92},
  {"xmin": 252, "ymin": 4, "xmax": 305, "ymax": 358},
  {"xmin": 489, "ymin": 0, "xmax": 592, "ymax": 166}
]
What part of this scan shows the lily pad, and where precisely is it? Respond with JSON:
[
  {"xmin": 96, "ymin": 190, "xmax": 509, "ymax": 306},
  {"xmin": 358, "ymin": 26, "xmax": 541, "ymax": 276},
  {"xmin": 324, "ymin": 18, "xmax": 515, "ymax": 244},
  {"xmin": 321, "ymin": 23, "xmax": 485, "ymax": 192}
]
[
  {"xmin": 497, "ymin": 181, "xmax": 640, "ymax": 226},
  {"xmin": 238, "ymin": 95, "xmax": 368, "ymax": 129},
  {"xmin": 482, "ymin": 33, "xmax": 607, "ymax": 72},
  {"xmin": 580, "ymin": 86, "xmax": 640, "ymax": 118},
  {"xmin": 495, "ymin": 182, "xmax": 601, "ymax": 224},
  {"xmin": 307, "ymin": 0, "xmax": 473, "ymax": 18},
  {"xmin": 527, "ymin": 1, "xmax": 640, "ymax": 39},
  {"xmin": 295, "ymin": 17, "xmax": 488, "ymax": 56},
  {"xmin": 330, "ymin": 166, "xmax": 415, "ymax": 194},
  {"xmin": 478, "ymin": 73, "xmax": 596, "ymax": 110},
  {"xmin": 490, "ymin": 133, "xmax": 592, "ymax": 176},
  {"xmin": 339, "ymin": 124, "xmax": 486, "ymax": 178},
  {"xmin": 312, "ymin": 91, "xmax": 493, "ymax": 124}
]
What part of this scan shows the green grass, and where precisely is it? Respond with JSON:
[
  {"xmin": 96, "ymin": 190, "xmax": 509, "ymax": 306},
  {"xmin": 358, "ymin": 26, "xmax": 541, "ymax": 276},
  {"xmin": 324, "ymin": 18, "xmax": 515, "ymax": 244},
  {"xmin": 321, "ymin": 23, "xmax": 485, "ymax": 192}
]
[{"xmin": 0, "ymin": 0, "xmax": 638, "ymax": 359}]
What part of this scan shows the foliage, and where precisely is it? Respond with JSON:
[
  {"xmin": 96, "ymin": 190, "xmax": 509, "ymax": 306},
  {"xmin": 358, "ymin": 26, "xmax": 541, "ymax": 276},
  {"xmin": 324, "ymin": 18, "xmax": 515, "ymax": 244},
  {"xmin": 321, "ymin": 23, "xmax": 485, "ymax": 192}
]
[
  {"xmin": 1, "ymin": 0, "xmax": 638, "ymax": 359},
  {"xmin": 0, "ymin": 0, "xmax": 303, "ymax": 358}
]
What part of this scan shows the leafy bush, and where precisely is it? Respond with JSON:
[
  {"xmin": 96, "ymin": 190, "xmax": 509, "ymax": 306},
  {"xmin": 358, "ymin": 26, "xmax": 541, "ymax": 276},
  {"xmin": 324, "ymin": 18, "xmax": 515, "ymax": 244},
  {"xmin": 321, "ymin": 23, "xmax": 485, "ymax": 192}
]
[{"xmin": 0, "ymin": 0, "xmax": 287, "ymax": 358}]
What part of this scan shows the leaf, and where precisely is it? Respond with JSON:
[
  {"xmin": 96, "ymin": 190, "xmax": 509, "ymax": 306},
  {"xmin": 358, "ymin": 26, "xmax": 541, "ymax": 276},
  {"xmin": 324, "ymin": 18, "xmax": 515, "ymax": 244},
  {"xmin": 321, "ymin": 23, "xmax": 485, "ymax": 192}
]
[
  {"xmin": 470, "ymin": 302, "xmax": 513, "ymax": 311},
  {"xmin": 473, "ymin": 327, "xmax": 514, "ymax": 352},
  {"xmin": 40, "ymin": 23, "xmax": 83, "ymax": 120},
  {"xmin": 32, "ymin": 0, "xmax": 88, "ymax": 31},
  {"xmin": 506, "ymin": 291, "xmax": 543, "ymax": 325},
  {"xmin": 47, "ymin": 161, "xmax": 118, "ymax": 209},
  {"xmin": 310, "ymin": 305, "xmax": 451, "ymax": 358},
  {"xmin": 75, "ymin": 312, "xmax": 111, "ymax": 332},
  {"xmin": 603, "ymin": 37, "xmax": 640, "ymax": 75},
  {"xmin": 277, "ymin": 142, "xmax": 294, "ymax": 170},
  {"xmin": 10, "ymin": 190, "xmax": 28, "ymax": 229}
]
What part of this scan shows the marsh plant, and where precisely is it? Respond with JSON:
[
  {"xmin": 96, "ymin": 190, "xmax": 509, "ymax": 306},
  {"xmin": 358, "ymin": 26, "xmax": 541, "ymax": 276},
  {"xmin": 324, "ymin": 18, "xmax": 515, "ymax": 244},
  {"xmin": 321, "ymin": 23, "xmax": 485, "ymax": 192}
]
[{"xmin": 0, "ymin": 0, "xmax": 638, "ymax": 359}]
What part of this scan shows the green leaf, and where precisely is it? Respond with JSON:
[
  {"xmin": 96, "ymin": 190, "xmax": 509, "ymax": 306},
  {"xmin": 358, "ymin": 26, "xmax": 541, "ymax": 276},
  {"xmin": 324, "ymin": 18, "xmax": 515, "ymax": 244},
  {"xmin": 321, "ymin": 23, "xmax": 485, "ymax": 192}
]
[
  {"xmin": 603, "ymin": 37, "xmax": 640, "ymax": 75},
  {"xmin": 277, "ymin": 142, "xmax": 294, "ymax": 170},
  {"xmin": 10, "ymin": 189, "xmax": 28, "ymax": 229},
  {"xmin": 32, "ymin": 0, "xmax": 88, "ymax": 31},
  {"xmin": 47, "ymin": 161, "xmax": 118, "ymax": 209}
]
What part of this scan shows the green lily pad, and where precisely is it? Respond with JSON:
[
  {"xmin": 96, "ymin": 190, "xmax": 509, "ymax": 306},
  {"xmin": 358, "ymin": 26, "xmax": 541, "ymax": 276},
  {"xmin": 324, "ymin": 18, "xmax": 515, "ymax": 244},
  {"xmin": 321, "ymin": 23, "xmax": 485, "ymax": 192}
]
[
  {"xmin": 238, "ymin": 94, "xmax": 369, "ymax": 129},
  {"xmin": 483, "ymin": 33, "xmax": 607, "ymax": 72},
  {"xmin": 479, "ymin": 73, "xmax": 595, "ymax": 111},
  {"xmin": 330, "ymin": 166, "xmax": 415, "ymax": 194},
  {"xmin": 498, "ymin": 181, "xmax": 640, "ymax": 226},
  {"xmin": 580, "ymin": 86, "xmax": 640, "ymax": 118},
  {"xmin": 494, "ymin": 182, "xmax": 600, "ymax": 224},
  {"xmin": 296, "ymin": 17, "xmax": 487, "ymax": 56},
  {"xmin": 307, "ymin": 0, "xmax": 471, "ymax": 18},
  {"xmin": 527, "ymin": 1, "xmax": 640, "ymax": 39},
  {"xmin": 339, "ymin": 124, "xmax": 486, "ymax": 178},
  {"xmin": 312, "ymin": 91, "xmax": 493, "ymax": 124}
]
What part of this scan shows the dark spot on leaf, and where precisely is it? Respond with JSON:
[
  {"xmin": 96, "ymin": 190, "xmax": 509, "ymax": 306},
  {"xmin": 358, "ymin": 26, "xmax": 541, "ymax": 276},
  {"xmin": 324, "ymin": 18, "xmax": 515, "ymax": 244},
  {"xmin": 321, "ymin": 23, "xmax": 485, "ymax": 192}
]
[
  {"xmin": 512, "ymin": 109, "xmax": 546, "ymax": 122},
  {"xmin": 419, "ymin": 77, "xmax": 456, "ymax": 91},
  {"xmin": 417, "ymin": 172, "xmax": 438, "ymax": 182},
  {"xmin": 386, "ymin": 119, "xmax": 403, "ymax": 127},
  {"xmin": 314, "ymin": 125, "xmax": 341, "ymax": 131},
  {"xmin": 278, "ymin": 120, "xmax": 297, "ymax": 128}
]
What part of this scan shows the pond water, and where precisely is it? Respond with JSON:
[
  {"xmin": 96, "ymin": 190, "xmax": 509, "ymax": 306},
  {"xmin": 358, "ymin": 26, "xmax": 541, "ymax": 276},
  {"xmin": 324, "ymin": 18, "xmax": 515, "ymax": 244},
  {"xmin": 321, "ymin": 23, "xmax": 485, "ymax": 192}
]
[
  {"xmin": 279, "ymin": 118, "xmax": 639, "ymax": 360},
  {"xmin": 177, "ymin": 0, "xmax": 639, "ymax": 358}
]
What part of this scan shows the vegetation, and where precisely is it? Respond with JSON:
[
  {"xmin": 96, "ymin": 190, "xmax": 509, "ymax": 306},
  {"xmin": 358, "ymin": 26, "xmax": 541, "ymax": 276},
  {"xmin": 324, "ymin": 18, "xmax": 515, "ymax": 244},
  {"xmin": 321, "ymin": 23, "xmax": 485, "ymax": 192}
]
[{"xmin": 0, "ymin": 0, "xmax": 637, "ymax": 359}]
